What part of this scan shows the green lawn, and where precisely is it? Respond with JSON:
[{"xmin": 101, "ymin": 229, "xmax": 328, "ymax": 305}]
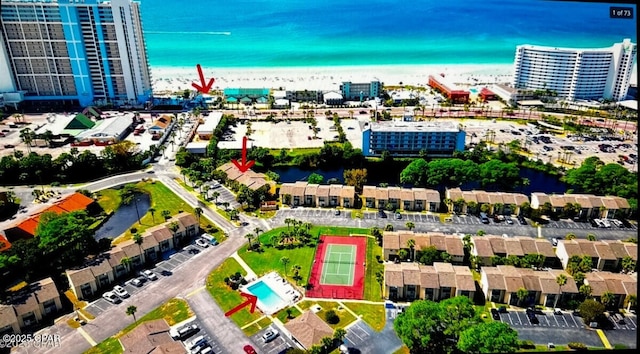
[
  {"xmin": 239, "ymin": 226, "xmax": 370, "ymax": 286},
  {"xmin": 96, "ymin": 180, "xmax": 221, "ymax": 244},
  {"xmin": 205, "ymin": 258, "xmax": 263, "ymax": 327},
  {"xmin": 275, "ymin": 306, "xmax": 302, "ymax": 324},
  {"xmin": 364, "ymin": 238, "xmax": 384, "ymax": 301},
  {"xmin": 343, "ymin": 302, "xmax": 386, "ymax": 331},
  {"xmin": 269, "ymin": 147, "xmax": 321, "ymax": 158},
  {"xmin": 84, "ymin": 298, "xmax": 193, "ymax": 354}
]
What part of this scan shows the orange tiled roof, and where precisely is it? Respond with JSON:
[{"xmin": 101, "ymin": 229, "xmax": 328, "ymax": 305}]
[{"xmin": 13, "ymin": 192, "xmax": 94, "ymax": 237}]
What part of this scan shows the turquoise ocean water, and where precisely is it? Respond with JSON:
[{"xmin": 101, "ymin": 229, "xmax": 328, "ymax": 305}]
[{"xmin": 139, "ymin": 0, "xmax": 637, "ymax": 68}]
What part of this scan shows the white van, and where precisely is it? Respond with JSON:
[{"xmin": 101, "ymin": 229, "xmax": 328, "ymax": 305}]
[{"xmin": 200, "ymin": 347, "xmax": 213, "ymax": 354}]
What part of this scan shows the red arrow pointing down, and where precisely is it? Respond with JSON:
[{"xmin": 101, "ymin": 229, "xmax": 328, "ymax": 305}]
[
  {"xmin": 231, "ymin": 136, "xmax": 255, "ymax": 173},
  {"xmin": 191, "ymin": 64, "xmax": 214, "ymax": 94},
  {"xmin": 225, "ymin": 292, "xmax": 258, "ymax": 317}
]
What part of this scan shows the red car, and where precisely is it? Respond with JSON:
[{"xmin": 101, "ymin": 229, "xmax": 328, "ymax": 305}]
[{"xmin": 243, "ymin": 345, "xmax": 257, "ymax": 354}]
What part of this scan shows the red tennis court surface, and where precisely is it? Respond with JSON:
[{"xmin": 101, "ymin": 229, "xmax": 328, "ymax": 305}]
[{"xmin": 306, "ymin": 235, "xmax": 366, "ymax": 299}]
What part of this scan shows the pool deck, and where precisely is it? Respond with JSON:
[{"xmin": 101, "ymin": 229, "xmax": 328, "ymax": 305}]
[{"xmin": 241, "ymin": 272, "xmax": 301, "ymax": 315}]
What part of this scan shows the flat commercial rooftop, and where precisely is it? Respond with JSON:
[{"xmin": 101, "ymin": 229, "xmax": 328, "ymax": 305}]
[{"xmin": 367, "ymin": 121, "xmax": 460, "ymax": 133}]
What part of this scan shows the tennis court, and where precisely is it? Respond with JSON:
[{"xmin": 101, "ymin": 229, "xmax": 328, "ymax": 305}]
[
  {"xmin": 321, "ymin": 244, "xmax": 356, "ymax": 286},
  {"xmin": 307, "ymin": 235, "xmax": 367, "ymax": 300}
]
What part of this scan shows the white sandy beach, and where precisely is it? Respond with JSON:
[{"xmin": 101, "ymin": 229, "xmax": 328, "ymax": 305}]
[{"xmin": 150, "ymin": 64, "xmax": 515, "ymax": 94}]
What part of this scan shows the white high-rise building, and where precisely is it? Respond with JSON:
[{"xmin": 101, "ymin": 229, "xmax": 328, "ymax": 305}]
[
  {"xmin": 512, "ymin": 39, "xmax": 636, "ymax": 101},
  {"xmin": 0, "ymin": 0, "xmax": 152, "ymax": 108}
]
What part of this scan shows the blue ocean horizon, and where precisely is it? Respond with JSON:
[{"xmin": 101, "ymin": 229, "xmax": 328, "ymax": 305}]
[{"xmin": 140, "ymin": 0, "xmax": 636, "ymax": 69}]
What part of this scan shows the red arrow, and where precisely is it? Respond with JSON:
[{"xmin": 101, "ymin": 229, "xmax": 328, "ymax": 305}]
[
  {"xmin": 232, "ymin": 136, "xmax": 255, "ymax": 173},
  {"xmin": 191, "ymin": 64, "xmax": 214, "ymax": 94},
  {"xmin": 225, "ymin": 292, "xmax": 258, "ymax": 317}
]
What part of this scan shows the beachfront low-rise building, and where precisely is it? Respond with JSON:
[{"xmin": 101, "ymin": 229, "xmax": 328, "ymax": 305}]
[
  {"xmin": 223, "ymin": 88, "xmax": 270, "ymax": 105},
  {"xmin": 362, "ymin": 186, "xmax": 440, "ymax": 212},
  {"xmin": 530, "ymin": 192, "xmax": 631, "ymax": 220},
  {"xmin": 428, "ymin": 74, "xmax": 470, "ymax": 104},
  {"xmin": 445, "ymin": 188, "xmax": 529, "ymax": 216},
  {"xmin": 195, "ymin": 111, "xmax": 223, "ymax": 140},
  {"xmin": 512, "ymin": 39, "xmax": 637, "ymax": 102},
  {"xmin": 340, "ymin": 80, "xmax": 381, "ymax": 101},
  {"xmin": 361, "ymin": 121, "xmax": 466, "ymax": 157},
  {"xmin": 322, "ymin": 91, "xmax": 343, "ymax": 105},
  {"xmin": 0, "ymin": 277, "xmax": 63, "ymax": 334},
  {"xmin": 384, "ymin": 262, "xmax": 475, "ymax": 302}
]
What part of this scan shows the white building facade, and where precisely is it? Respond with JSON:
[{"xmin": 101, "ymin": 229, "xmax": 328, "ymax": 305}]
[
  {"xmin": 512, "ymin": 39, "xmax": 636, "ymax": 101},
  {"xmin": 0, "ymin": 0, "xmax": 152, "ymax": 107}
]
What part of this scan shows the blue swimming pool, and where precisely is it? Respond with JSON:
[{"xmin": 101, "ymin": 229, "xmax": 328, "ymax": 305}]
[
  {"xmin": 469, "ymin": 88, "xmax": 478, "ymax": 94},
  {"xmin": 247, "ymin": 280, "xmax": 287, "ymax": 314}
]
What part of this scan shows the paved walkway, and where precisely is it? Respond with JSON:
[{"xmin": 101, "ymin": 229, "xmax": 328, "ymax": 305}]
[{"xmin": 230, "ymin": 251, "xmax": 258, "ymax": 280}]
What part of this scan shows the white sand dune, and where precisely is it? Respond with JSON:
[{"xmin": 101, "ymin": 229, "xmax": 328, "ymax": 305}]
[{"xmin": 150, "ymin": 64, "xmax": 514, "ymax": 93}]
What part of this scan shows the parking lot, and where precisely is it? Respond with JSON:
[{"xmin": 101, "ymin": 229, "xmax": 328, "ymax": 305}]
[
  {"xmin": 496, "ymin": 309, "xmax": 638, "ymax": 348},
  {"xmin": 85, "ymin": 242, "xmax": 213, "ymax": 317},
  {"xmin": 251, "ymin": 326, "xmax": 298, "ymax": 354},
  {"xmin": 172, "ymin": 318, "xmax": 222, "ymax": 354}
]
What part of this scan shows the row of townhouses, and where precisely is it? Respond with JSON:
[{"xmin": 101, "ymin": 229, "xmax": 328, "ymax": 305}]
[
  {"xmin": 278, "ymin": 183, "xmax": 632, "ymax": 219},
  {"xmin": 0, "ymin": 278, "xmax": 63, "ymax": 335},
  {"xmin": 66, "ymin": 213, "xmax": 199, "ymax": 301},
  {"xmin": 382, "ymin": 231, "xmax": 637, "ymax": 309}
]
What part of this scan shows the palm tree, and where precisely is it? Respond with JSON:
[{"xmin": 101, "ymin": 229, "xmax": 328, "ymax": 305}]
[
  {"xmin": 121, "ymin": 257, "xmax": 132, "ymax": 272},
  {"xmin": 555, "ymin": 274, "xmax": 567, "ymax": 308},
  {"xmin": 194, "ymin": 207, "xmax": 203, "ymax": 222},
  {"xmin": 405, "ymin": 221, "xmax": 415, "ymax": 231},
  {"xmin": 19, "ymin": 128, "xmax": 35, "ymax": 153},
  {"xmin": 601, "ymin": 291, "xmax": 615, "ymax": 309},
  {"xmin": 516, "ymin": 287, "xmax": 529, "ymax": 307},
  {"xmin": 245, "ymin": 233, "xmax": 255, "ymax": 250},
  {"xmin": 406, "ymin": 238, "xmax": 416, "ymax": 262},
  {"xmin": 133, "ymin": 233, "xmax": 144, "ymax": 260},
  {"xmin": 375, "ymin": 270, "xmax": 384, "ymax": 296},
  {"xmin": 161, "ymin": 209, "xmax": 171, "ymax": 220},
  {"xmin": 211, "ymin": 191, "xmax": 220, "ymax": 204},
  {"xmin": 126, "ymin": 305, "xmax": 138, "ymax": 323},
  {"xmin": 280, "ymin": 257, "xmax": 290, "ymax": 276},
  {"xmin": 148, "ymin": 207, "xmax": 156, "ymax": 223},
  {"xmin": 333, "ymin": 328, "xmax": 347, "ymax": 343}
]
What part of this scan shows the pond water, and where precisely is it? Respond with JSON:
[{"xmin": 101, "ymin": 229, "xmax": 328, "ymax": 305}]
[
  {"xmin": 269, "ymin": 166, "xmax": 568, "ymax": 195},
  {"xmin": 94, "ymin": 193, "xmax": 151, "ymax": 240}
]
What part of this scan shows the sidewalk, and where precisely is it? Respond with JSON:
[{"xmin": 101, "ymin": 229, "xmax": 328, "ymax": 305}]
[{"xmin": 230, "ymin": 251, "xmax": 258, "ymax": 280}]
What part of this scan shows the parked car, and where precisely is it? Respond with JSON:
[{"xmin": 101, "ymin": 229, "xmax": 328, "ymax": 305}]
[
  {"xmin": 553, "ymin": 308, "xmax": 562, "ymax": 315},
  {"xmin": 551, "ymin": 238, "xmax": 558, "ymax": 246},
  {"xmin": 102, "ymin": 291, "xmax": 121, "ymax": 304},
  {"xmin": 498, "ymin": 306, "xmax": 508, "ymax": 313},
  {"xmin": 113, "ymin": 285, "xmax": 129, "ymax": 298},
  {"xmin": 262, "ymin": 328, "xmax": 279, "ymax": 343},
  {"xmin": 130, "ymin": 277, "xmax": 144, "ymax": 287},
  {"xmin": 505, "ymin": 216, "xmax": 513, "ymax": 225},
  {"xmin": 187, "ymin": 335, "xmax": 207, "ymax": 351},
  {"xmin": 394, "ymin": 212, "xmax": 402, "ymax": 220},
  {"xmin": 490, "ymin": 308, "xmax": 500, "ymax": 321},
  {"xmin": 140, "ymin": 269, "xmax": 158, "ymax": 281},
  {"xmin": 378, "ymin": 210, "xmax": 387, "ymax": 218},
  {"xmin": 517, "ymin": 215, "xmax": 527, "ymax": 225},
  {"xmin": 334, "ymin": 209, "xmax": 340, "ymax": 216},
  {"xmin": 195, "ymin": 238, "xmax": 209, "ymax": 248},
  {"xmin": 243, "ymin": 345, "xmax": 257, "ymax": 354},
  {"xmin": 172, "ymin": 324, "xmax": 200, "ymax": 340}
]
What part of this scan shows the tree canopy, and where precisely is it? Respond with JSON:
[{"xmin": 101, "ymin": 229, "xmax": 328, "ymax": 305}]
[
  {"xmin": 394, "ymin": 296, "xmax": 480, "ymax": 353},
  {"xmin": 457, "ymin": 321, "xmax": 520, "ymax": 353}
]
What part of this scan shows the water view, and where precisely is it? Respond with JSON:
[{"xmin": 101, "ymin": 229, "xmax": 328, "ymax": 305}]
[
  {"xmin": 270, "ymin": 166, "xmax": 568, "ymax": 195},
  {"xmin": 94, "ymin": 193, "xmax": 151, "ymax": 240}
]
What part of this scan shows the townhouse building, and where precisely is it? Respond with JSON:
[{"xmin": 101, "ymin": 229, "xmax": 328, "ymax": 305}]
[
  {"xmin": 362, "ymin": 186, "xmax": 440, "ymax": 212},
  {"xmin": 217, "ymin": 162, "xmax": 274, "ymax": 192},
  {"xmin": 530, "ymin": 192, "xmax": 631, "ymax": 220},
  {"xmin": 279, "ymin": 182, "xmax": 354, "ymax": 208},
  {"xmin": 470, "ymin": 235, "xmax": 559, "ymax": 268},
  {"xmin": 480, "ymin": 265, "xmax": 581, "ymax": 308},
  {"xmin": 384, "ymin": 262, "xmax": 475, "ymax": 301},
  {"xmin": 0, "ymin": 277, "xmax": 63, "ymax": 335},
  {"xmin": 339, "ymin": 80, "xmax": 381, "ymax": 101},
  {"xmin": 382, "ymin": 231, "xmax": 465, "ymax": 264},
  {"xmin": 445, "ymin": 188, "xmax": 529, "ymax": 216},
  {"xmin": 555, "ymin": 239, "xmax": 637, "ymax": 272},
  {"xmin": 66, "ymin": 212, "xmax": 199, "ymax": 300}
]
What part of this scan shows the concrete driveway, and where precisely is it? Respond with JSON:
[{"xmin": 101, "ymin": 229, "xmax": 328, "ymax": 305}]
[{"xmin": 343, "ymin": 317, "xmax": 402, "ymax": 354}]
